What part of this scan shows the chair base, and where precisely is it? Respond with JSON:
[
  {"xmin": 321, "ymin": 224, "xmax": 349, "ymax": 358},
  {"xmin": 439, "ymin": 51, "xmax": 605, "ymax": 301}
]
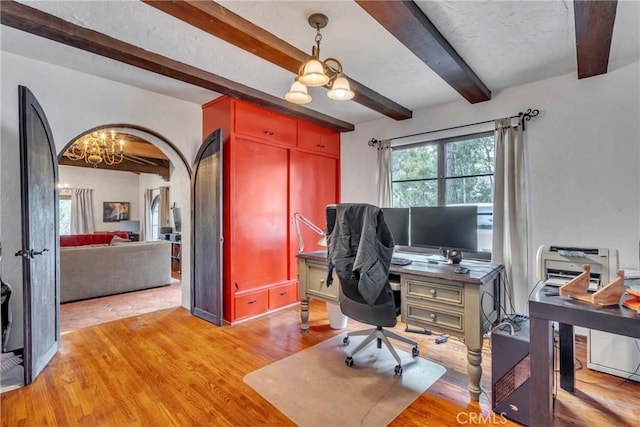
[{"xmin": 343, "ymin": 326, "xmax": 419, "ymax": 375}]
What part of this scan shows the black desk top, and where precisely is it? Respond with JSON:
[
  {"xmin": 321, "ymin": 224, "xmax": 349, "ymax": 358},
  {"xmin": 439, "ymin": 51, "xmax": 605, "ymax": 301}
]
[
  {"xmin": 298, "ymin": 250, "xmax": 503, "ymax": 287},
  {"xmin": 529, "ymin": 283, "xmax": 640, "ymax": 338}
]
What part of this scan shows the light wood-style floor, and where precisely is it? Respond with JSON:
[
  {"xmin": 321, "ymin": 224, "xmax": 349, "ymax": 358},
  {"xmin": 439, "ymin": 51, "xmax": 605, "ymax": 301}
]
[{"xmin": 2, "ymin": 301, "xmax": 638, "ymax": 426}]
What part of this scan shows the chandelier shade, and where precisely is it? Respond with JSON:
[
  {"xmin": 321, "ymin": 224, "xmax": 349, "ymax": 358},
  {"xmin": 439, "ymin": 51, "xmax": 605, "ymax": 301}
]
[
  {"xmin": 327, "ymin": 75, "xmax": 355, "ymax": 100},
  {"xmin": 64, "ymin": 130, "xmax": 125, "ymax": 167},
  {"xmin": 284, "ymin": 13, "xmax": 353, "ymax": 105},
  {"xmin": 285, "ymin": 80, "xmax": 312, "ymax": 104}
]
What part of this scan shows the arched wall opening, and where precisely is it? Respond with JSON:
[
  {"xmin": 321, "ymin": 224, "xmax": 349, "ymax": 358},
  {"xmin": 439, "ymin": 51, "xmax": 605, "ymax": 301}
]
[{"xmin": 57, "ymin": 124, "xmax": 193, "ymax": 309}]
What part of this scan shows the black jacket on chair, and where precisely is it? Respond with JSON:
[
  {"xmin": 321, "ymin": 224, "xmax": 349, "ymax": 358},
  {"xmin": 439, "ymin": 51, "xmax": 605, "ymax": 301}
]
[{"xmin": 326, "ymin": 204, "xmax": 396, "ymax": 326}]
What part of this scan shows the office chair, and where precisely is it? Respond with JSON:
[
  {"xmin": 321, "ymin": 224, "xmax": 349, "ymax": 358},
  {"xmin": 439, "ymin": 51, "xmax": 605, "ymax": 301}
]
[{"xmin": 326, "ymin": 204, "xmax": 419, "ymax": 376}]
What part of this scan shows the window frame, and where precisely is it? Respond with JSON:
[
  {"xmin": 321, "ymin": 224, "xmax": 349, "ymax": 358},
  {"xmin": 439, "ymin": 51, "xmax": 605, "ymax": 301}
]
[{"xmin": 390, "ymin": 130, "xmax": 495, "ymax": 258}]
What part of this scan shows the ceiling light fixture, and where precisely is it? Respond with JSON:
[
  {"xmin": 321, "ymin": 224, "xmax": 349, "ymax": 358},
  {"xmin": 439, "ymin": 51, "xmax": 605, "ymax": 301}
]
[
  {"xmin": 285, "ymin": 13, "xmax": 354, "ymax": 105},
  {"xmin": 64, "ymin": 130, "xmax": 125, "ymax": 167}
]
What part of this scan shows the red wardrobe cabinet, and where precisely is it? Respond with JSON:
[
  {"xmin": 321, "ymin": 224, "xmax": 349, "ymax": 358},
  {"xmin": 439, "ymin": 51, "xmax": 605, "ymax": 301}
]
[{"xmin": 202, "ymin": 96, "xmax": 340, "ymax": 323}]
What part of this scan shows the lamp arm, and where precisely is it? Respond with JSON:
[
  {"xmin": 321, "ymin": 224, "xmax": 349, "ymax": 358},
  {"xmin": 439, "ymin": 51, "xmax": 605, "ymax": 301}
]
[{"xmin": 293, "ymin": 212, "xmax": 326, "ymax": 253}]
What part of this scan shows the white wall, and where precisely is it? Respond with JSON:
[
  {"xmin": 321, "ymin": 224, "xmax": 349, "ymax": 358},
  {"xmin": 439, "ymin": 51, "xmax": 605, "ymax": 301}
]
[
  {"xmin": 1, "ymin": 52, "xmax": 202, "ymax": 351},
  {"xmin": 341, "ymin": 60, "xmax": 640, "ymax": 313},
  {"xmin": 59, "ymin": 166, "xmax": 142, "ymax": 231}
]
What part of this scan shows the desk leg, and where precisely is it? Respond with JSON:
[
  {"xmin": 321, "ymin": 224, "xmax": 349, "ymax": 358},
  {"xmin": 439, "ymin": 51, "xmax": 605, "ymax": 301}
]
[
  {"xmin": 530, "ymin": 316, "xmax": 553, "ymax": 427},
  {"xmin": 300, "ymin": 299, "xmax": 309, "ymax": 334},
  {"xmin": 559, "ymin": 323, "xmax": 575, "ymax": 392},
  {"xmin": 467, "ymin": 348, "xmax": 482, "ymax": 401}
]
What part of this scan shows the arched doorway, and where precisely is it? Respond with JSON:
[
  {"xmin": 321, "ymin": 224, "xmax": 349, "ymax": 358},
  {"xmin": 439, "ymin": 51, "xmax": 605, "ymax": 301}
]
[{"xmin": 56, "ymin": 124, "xmax": 192, "ymax": 328}]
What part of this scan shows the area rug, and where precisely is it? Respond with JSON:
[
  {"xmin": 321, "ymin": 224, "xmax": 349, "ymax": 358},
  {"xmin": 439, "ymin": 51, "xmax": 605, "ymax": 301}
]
[{"xmin": 244, "ymin": 334, "xmax": 446, "ymax": 426}]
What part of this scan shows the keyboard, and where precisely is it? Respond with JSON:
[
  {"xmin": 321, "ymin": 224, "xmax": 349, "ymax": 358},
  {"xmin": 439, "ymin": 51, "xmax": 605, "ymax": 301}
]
[{"xmin": 391, "ymin": 257, "xmax": 412, "ymax": 266}]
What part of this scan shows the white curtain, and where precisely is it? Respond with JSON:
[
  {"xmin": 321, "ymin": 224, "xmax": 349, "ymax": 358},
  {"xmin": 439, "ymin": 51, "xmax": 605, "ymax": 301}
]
[
  {"xmin": 142, "ymin": 189, "xmax": 153, "ymax": 241},
  {"xmin": 70, "ymin": 188, "xmax": 94, "ymax": 234},
  {"xmin": 492, "ymin": 118, "xmax": 528, "ymax": 314},
  {"xmin": 376, "ymin": 139, "xmax": 392, "ymax": 207},
  {"xmin": 159, "ymin": 186, "xmax": 171, "ymax": 229}
]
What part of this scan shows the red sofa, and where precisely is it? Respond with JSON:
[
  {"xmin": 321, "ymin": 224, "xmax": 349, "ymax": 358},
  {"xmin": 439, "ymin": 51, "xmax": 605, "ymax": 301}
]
[{"xmin": 60, "ymin": 232, "xmax": 129, "ymax": 247}]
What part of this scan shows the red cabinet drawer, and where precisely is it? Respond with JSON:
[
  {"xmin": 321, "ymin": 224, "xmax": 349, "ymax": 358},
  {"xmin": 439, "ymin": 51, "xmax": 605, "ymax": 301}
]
[
  {"xmin": 235, "ymin": 101, "xmax": 297, "ymax": 145},
  {"xmin": 297, "ymin": 120, "xmax": 340, "ymax": 156},
  {"xmin": 269, "ymin": 282, "xmax": 298, "ymax": 309},
  {"xmin": 235, "ymin": 290, "xmax": 269, "ymax": 320}
]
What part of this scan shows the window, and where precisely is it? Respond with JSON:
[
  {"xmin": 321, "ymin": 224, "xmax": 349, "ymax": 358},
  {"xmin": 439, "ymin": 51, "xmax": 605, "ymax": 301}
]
[
  {"xmin": 151, "ymin": 195, "xmax": 160, "ymax": 240},
  {"xmin": 59, "ymin": 195, "xmax": 72, "ymax": 235},
  {"xmin": 391, "ymin": 131, "xmax": 495, "ymax": 252}
]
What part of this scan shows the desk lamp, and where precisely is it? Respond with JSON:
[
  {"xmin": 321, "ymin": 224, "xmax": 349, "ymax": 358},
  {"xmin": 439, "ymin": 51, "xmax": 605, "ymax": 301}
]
[{"xmin": 293, "ymin": 212, "xmax": 326, "ymax": 253}]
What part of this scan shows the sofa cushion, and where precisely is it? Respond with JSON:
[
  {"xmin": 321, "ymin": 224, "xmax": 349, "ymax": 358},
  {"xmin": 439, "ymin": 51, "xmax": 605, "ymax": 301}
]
[{"xmin": 61, "ymin": 232, "xmax": 129, "ymax": 247}]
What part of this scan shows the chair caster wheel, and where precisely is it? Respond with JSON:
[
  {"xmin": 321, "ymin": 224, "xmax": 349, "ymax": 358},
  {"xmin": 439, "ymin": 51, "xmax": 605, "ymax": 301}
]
[
  {"xmin": 343, "ymin": 336, "xmax": 350, "ymax": 346},
  {"xmin": 412, "ymin": 346, "xmax": 419, "ymax": 357},
  {"xmin": 345, "ymin": 357, "xmax": 354, "ymax": 367},
  {"xmin": 394, "ymin": 365, "xmax": 403, "ymax": 376}
]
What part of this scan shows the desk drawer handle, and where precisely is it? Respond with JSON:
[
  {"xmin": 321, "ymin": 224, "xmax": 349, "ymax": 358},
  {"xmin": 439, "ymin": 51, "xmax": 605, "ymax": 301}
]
[
  {"xmin": 279, "ymin": 291, "xmax": 288, "ymax": 296},
  {"xmin": 248, "ymin": 299, "xmax": 258, "ymax": 305},
  {"xmin": 430, "ymin": 313, "xmax": 437, "ymax": 320}
]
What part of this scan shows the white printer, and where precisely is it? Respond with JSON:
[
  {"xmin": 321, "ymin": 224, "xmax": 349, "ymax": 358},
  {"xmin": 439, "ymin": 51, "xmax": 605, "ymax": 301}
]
[{"xmin": 536, "ymin": 245, "xmax": 619, "ymax": 291}]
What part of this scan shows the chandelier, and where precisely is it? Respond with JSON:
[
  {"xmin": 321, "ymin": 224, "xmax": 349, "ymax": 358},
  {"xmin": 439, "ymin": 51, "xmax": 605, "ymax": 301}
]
[
  {"xmin": 284, "ymin": 13, "xmax": 354, "ymax": 105},
  {"xmin": 64, "ymin": 130, "xmax": 125, "ymax": 167}
]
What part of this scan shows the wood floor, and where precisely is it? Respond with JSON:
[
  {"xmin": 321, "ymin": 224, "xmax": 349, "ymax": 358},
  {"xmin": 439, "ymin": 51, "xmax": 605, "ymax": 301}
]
[{"xmin": 2, "ymin": 301, "xmax": 638, "ymax": 426}]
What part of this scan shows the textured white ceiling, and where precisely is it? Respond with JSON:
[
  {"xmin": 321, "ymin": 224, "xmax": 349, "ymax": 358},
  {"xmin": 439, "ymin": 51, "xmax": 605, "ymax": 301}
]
[{"xmin": 2, "ymin": 1, "xmax": 639, "ymax": 125}]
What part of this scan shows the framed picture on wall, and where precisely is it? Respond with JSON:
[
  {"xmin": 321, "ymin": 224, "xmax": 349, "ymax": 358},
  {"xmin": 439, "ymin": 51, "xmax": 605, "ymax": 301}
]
[{"xmin": 103, "ymin": 202, "xmax": 130, "ymax": 222}]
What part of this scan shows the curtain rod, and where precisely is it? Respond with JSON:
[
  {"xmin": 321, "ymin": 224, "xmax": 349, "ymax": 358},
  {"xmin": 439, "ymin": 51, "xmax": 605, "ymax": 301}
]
[{"xmin": 368, "ymin": 108, "xmax": 540, "ymax": 148}]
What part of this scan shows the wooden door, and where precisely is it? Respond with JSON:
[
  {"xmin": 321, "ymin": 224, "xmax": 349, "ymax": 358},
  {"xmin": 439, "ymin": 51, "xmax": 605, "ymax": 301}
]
[
  {"xmin": 230, "ymin": 138, "xmax": 289, "ymax": 292},
  {"xmin": 16, "ymin": 85, "xmax": 59, "ymax": 384},
  {"xmin": 191, "ymin": 129, "xmax": 223, "ymax": 325},
  {"xmin": 289, "ymin": 151, "xmax": 339, "ymax": 279}
]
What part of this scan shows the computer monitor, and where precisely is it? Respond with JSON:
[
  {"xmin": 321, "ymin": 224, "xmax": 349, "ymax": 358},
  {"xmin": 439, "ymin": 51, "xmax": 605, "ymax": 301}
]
[
  {"xmin": 410, "ymin": 205, "xmax": 478, "ymax": 253},
  {"xmin": 381, "ymin": 207, "xmax": 410, "ymax": 246}
]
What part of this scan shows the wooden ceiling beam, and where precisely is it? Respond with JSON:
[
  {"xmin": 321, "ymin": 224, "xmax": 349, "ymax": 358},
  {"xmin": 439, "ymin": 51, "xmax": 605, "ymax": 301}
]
[
  {"xmin": 120, "ymin": 140, "xmax": 167, "ymax": 160},
  {"xmin": 142, "ymin": 0, "xmax": 413, "ymax": 121},
  {"xmin": 574, "ymin": 0, "xmax": 618, "ymax": 79},
  {"xmin": 0, "ymin": 0, "xmax": 354, "ymax": 132},
  {"xmin": 356, "ymin": 1, "xmax": 491, "ymax": 104},
  {"xmin": 59, "ymin": 157, "xmax": 170, "ymax": 180}
]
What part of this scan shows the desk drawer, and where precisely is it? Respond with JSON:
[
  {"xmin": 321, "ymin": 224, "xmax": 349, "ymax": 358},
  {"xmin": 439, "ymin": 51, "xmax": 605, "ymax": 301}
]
[
  {"xmin": 269, "ymin": 282, "xmax": 298, "ymax": 309},
  {"xmin": 405, "ymin": 279, "xmax": 464, "ymax": 308},
  {"xmin": 305, "ymin": 266, "xmax": 339, "ymax": 301},
  {"xmin": 404, "ymin": 302, "xmax": 464, "ymax": 333}
]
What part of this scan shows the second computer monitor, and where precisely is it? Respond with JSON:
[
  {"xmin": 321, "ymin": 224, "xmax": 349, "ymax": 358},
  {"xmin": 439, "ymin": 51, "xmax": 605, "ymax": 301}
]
[
  {"xmin": 381, "ymin": 207, "xmax": 410, "ymax": 246},
  {"xmin": 410, "ymin": 205, "xmax": 478, "ymax": 252}
]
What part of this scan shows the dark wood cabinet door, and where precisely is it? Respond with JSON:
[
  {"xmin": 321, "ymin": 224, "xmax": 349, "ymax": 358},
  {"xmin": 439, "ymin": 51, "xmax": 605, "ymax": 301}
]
[
  {"xmin": 191, "ymin": 129, "xmax": 223, "ymax": 325},
  {"xmin": 17, "ymin": 85, "xmax": 60, "ymax": 384}
]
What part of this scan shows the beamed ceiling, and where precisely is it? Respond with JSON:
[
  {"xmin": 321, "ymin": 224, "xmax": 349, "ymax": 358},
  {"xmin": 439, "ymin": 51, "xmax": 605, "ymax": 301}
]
[{"xmin": 1, "ymin": 1, "xmax": 638, "ymax": 153}]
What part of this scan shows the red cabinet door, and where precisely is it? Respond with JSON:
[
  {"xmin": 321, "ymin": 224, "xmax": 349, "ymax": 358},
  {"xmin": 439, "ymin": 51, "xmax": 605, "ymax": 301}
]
[
  {"xmin": 289, "ymin": 150, "xmax": 339, "ymax": 279},
  {"xmin": 230, "ymin": 137, "xmax": 289, "ymax": 292}
]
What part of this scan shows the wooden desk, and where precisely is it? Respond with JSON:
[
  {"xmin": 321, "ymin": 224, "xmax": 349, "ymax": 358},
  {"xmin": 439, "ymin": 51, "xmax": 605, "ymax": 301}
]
[
  {"xmin": 297, "ymin": 251, "xmax": 503, "ymax": 401},
  {"xmin": 529, "ymin": 284, "xmax": 640, "ymax": 427}
]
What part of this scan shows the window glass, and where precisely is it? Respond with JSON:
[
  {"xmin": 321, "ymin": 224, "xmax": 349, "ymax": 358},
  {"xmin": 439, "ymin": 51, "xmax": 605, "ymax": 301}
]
[
  {"xmin": 391, "ymin": 132, "xmax": 495, "ymax": 253},
  {"xmin": 59, "ymin": 196, "xmax": 71, "ymax": 235},
  {"xmin": 151, "ymin": 195, "xmax": 160, "ymax": 240}
]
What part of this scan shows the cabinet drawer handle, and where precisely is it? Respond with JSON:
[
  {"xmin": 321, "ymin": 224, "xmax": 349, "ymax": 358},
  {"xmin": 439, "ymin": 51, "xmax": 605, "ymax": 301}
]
[
  {"xmin": 263, "ymin": 129, "xmax": 269, "ymax": 134},
  {"xmin": 269, "ymin": 131, "xmax": 274, "ymax": 136},
  {"xmin": 279, "ymin": 291, "xmax": 288, "ymax": 296},
  {"xmin": 430, "ymin": 289, "xmax": 436, "ymax": 296},
  {"xmin": 430, "ymin": 313, "xmax": 437, "ymax": 320},
  {"xmin": 248, "ymin": 299, "xmax": 258, "ymax": 305},
  {"xmin": 320, "ymin": 279, "xmax": 325, "ymax": 285}
]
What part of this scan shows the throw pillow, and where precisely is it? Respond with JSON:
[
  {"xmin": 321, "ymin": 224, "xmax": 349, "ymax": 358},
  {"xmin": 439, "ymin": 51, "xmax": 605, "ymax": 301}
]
[{"xmin": 110, "ymin": 235, "xmax": 130, "ymax": 246}]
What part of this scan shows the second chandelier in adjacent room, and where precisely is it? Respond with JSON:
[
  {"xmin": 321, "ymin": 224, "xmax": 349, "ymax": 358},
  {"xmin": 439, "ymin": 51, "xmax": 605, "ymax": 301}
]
[{"xmin": 284, "ymin": 13, "xmax": 354, "ymax": 105}]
